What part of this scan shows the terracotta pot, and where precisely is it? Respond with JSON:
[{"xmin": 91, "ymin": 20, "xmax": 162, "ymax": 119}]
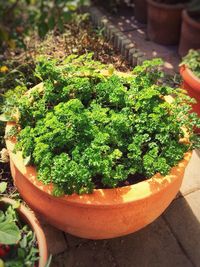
[
  {"xmin": 179, "ymin": 10, "xmax": 200, "ymax": 57},
  {"xmin": 180, "ymin": 64, "xmax": 200, "ymax": 124},
  {"xmin": 147, "ymin": 0, "xmax": 187, "ymax": 45},
  {"xmin": 134, "ymin": 0, "xmax": 147, "ymax": 23},
  {"xmin": 0, "ymin": 197, "xmax": 48, "ymax": 267},
  {"xmin": 5, "ymin": 123, "xmax": 192, "ymax": 240}
]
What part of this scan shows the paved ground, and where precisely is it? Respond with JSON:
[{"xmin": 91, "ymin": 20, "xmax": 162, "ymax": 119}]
[
  {"xmin": 106, "ymin": 8, "xmax": 180, "ymax": 73},
  {"xmin": 90, "ymin": 5, "xmax": 180, "ymax": 74},
  {"xmin": 42, "ymin": 8, "xmax": 200, "ymax": 267}
]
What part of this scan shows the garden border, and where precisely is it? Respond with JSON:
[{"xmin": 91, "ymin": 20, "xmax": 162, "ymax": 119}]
[{"xmin": 87, "ymin": 6, "xmax": 146, "ymax": 67}]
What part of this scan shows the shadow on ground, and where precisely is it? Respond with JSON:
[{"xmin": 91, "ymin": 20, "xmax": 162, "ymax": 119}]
[{"xmin": 48, "ymin": 192, "xmax": 200, "ymax": 267}]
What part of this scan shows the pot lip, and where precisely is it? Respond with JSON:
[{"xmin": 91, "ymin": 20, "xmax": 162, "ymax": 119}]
[
  {"xmin": 6, "ymin": 122, "xmax": 192, "ymax": 208},
  {"xmin": 147, "ymin": 0, "xmax": 187, "ymax": 10},
  {"xmin": 0, "ymin": 197, "xmax": 48, "ymax": 267},
  {"xmin": 182, "ymin": 9, "xmax": 200, "ymax": 29},
  {"xmin": 180, "ymin": 64, "xmax": 200, "ymax": 91}
]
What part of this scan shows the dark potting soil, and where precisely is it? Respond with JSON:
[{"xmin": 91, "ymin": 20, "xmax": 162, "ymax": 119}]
[
  {"xmin": 93, "ymin": 173, "xmax": 146, "ymax": 190},
  {"xmin": 0, "ymin": 161, "xmax": 15, "ymax": 195}
]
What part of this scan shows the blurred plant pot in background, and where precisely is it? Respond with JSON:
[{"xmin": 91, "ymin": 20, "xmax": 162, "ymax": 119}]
[
  {"xmin": 134, "ymin": 0, "xmax": 147, "ymax": 23},
  {"xmin": 179, "ymin": 10, "xmax": 200, "ymax": 56},
  {"xmin": 147, "ymin": 0, "xmax": 188, "ymax": 45},
  {"xmin": 180, "ymin": 64, "xmax": 200, "ymax": 123},
  {"xmin": 0, "ymin": 197, "xmax": 48, "ymax": 267}
]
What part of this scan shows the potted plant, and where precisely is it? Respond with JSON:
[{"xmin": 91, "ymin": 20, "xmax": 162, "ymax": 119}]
[
  {"xmin": 0, "ymin": 183, "xmax": 48, "ymax": 266},
  {"xmin": 147, "ymin": 0, "xmax": 190, "ymax": 45},
  {"xmin": 180, "ymin": 49, "xmax": 200, "ymax": 121},
  {"xmin": 134, "ymin": 0, "xmax": 147, "ymax": 24},
  {"xmin": 3, "ymin": 54, "xmax": 200, "ymax": 239},
  {"xmin": 178, "ymin": 0, "xmax": 200, "ymax": 56}
]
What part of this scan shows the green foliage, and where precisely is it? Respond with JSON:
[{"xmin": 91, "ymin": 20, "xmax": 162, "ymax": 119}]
[
  {"xmin": 0, "ymin": 202, "xmax": 39, "ymax": 266},
  {"xmin": 0, "ymin": 0, "xmax": 87, "ymax": 49},
  {"xmin": 36, "ymin": 0, "xmax": 88, "ymax": 38},
  {"xmin": 188, "ymin": 0, "xmax": 200, "ymax": 12},
  {"xmin": 7, "ymin": 54, "xmax": 200, "ymax": 195},
  {"xmin": 181, "ymin": 49, "xmax": 200, "ymax": 78},
  {"xmin": 0, "ymin": 205, "xmax": 20, "ymax": 245}
]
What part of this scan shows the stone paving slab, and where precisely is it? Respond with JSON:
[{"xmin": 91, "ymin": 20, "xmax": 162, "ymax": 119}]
[
  {"xmin": 40, "ymin": 222, "xmax": 68, "ymax": 256},
  {"xmin": 163, "ymin": 190, "xmax": 200, "ymax": 267},
  {"xmin": 106, "ymin": 12, "xmax": 146, "ymax": 32},
  {"xmin": 180, "ymin": 150, "xmax": 200, "ymax": 196},
  {"xmin": 108, "ymin": 217, "xmax": 193, "ymax": 267},
  {"xmin": 89, "ymin": 6, "xmax": 180, "ymax": 74},
  {"xmin": 51, "ymin": 239, "xmax": 117, "ymax": 267},
  {"xmin": 126, "ymin": 30, "xmax": 179, "ymax": 73},
  {"xmin": 65, "ymin": 233, "xmax": 89, "ymax": 248}
]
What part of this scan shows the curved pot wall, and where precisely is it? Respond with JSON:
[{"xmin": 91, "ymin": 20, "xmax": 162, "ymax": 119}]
[
  {"xmin": 179, "ymin": 10, "xmax": 200, "ymax": 57},
  {"xmin": 6, "ymin": 122, "xmax": 192, "ymax": 239},
  {"xmin": 147, "ymin": 0, "xmax": 186, "ymax": 45},
  {"xmin": 180, "ymin": 64, "xmax": 200, "ymax": 132}
]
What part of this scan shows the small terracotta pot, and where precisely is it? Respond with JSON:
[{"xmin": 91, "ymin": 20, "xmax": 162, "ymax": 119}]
[
  {"xmin": 134, "ymin": 0, "xmax": 147, "ymax": 24},
  {"xmin": 180, "ymin": 64, "xmax": 200, "ymax": 126},
  {"xmin": 0, "ymin": 197, "xmax": 48, "ymax": 267},
  {"xmin": 147, "ymin": 0, "xmax": 187, "ymax": 45},
  {"xmin": 5, "ymin": 123, "xmax": 192, "ymax": 240},
  {"xmin": 179, "ymin": 10, "xmax": 200, "ymax": 57}
]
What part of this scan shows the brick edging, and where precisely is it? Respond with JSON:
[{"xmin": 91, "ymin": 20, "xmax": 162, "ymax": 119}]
[{"xmin": 88, "ymin": 6, "xmax": 145, "ymax": 67}]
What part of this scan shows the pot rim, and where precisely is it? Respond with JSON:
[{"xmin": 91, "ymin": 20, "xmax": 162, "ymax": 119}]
[
  {"xmin": 0, "ymin": 197, "xmax": 48, "ymax": 267},
  {"xmin": 180, "ymin": 64, "xmax": 200, "ymax": 91},
  {"xmin": 147, "ymin": 0, "xmax": 187, "ymax": 10},
  {"xmin": 5, "ymin": 122, "xmax": 192, "ymax": 208},
  {"xmin": 182, "ymin": 9, "xmax": 200, "ymax": 29}
]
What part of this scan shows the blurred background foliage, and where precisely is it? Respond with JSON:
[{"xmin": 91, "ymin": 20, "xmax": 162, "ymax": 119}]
[{"xmin": 0, "ymin": 0, "xmax": 88, "ymax": 50}]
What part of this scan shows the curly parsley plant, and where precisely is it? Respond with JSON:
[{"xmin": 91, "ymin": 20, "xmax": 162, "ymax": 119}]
[{"xmin": 6, "ymin": 54, "xmax": 200, "ymax": 196}]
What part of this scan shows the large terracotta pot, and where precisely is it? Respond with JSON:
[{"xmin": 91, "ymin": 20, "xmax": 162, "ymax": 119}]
[
  {"xmin": 180, "ymin": 64, "xmax": 200, "ymax": 123},
  {"xmin": 179, "ymin": 10, "xmax": 200, "ymax": 57},
  {"xmin": 0, "ymin": 197, "xmax": 48, "ymax": 267},
  {"xmin": 134, "ymin": 0, "xmax": 147, "ymax": 24},
  {"xmin": 5, "ymin": 122, "xmax": 192, "ymax": 240},
  {"xmin": 147, "ymin": 0, "xmax": 187, "ymax": 45}
]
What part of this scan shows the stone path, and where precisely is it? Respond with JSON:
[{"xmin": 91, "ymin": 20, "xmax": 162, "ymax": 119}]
[
  {"xmin": 89, "ymin": 6, "xmax": 180, "ymax": 74},
  {"xmin": 43, "ymin": 7, "xmax": 200, "ymax": 267}
]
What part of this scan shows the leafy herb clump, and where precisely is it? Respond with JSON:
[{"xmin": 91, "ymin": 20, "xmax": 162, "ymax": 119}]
[
  {"xmin": 6, "ymin": 54, "xmax": 200, "ymax": 196},
  {"xmin": 181, "ymin": 49, "xmax": 200, "ymax": 78},
  {"xmin": 0, "ymin": 202, "xmax": 39, "ymax": 266}
]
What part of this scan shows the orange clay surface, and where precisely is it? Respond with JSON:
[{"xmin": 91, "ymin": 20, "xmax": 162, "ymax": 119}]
[
  {"xmin": 180, "ymin": 64, "xmax": 200, "ymax": 117},
  {"xmin": 6, "ymin": 120, "xmax": 192, "ymax": 239}
]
